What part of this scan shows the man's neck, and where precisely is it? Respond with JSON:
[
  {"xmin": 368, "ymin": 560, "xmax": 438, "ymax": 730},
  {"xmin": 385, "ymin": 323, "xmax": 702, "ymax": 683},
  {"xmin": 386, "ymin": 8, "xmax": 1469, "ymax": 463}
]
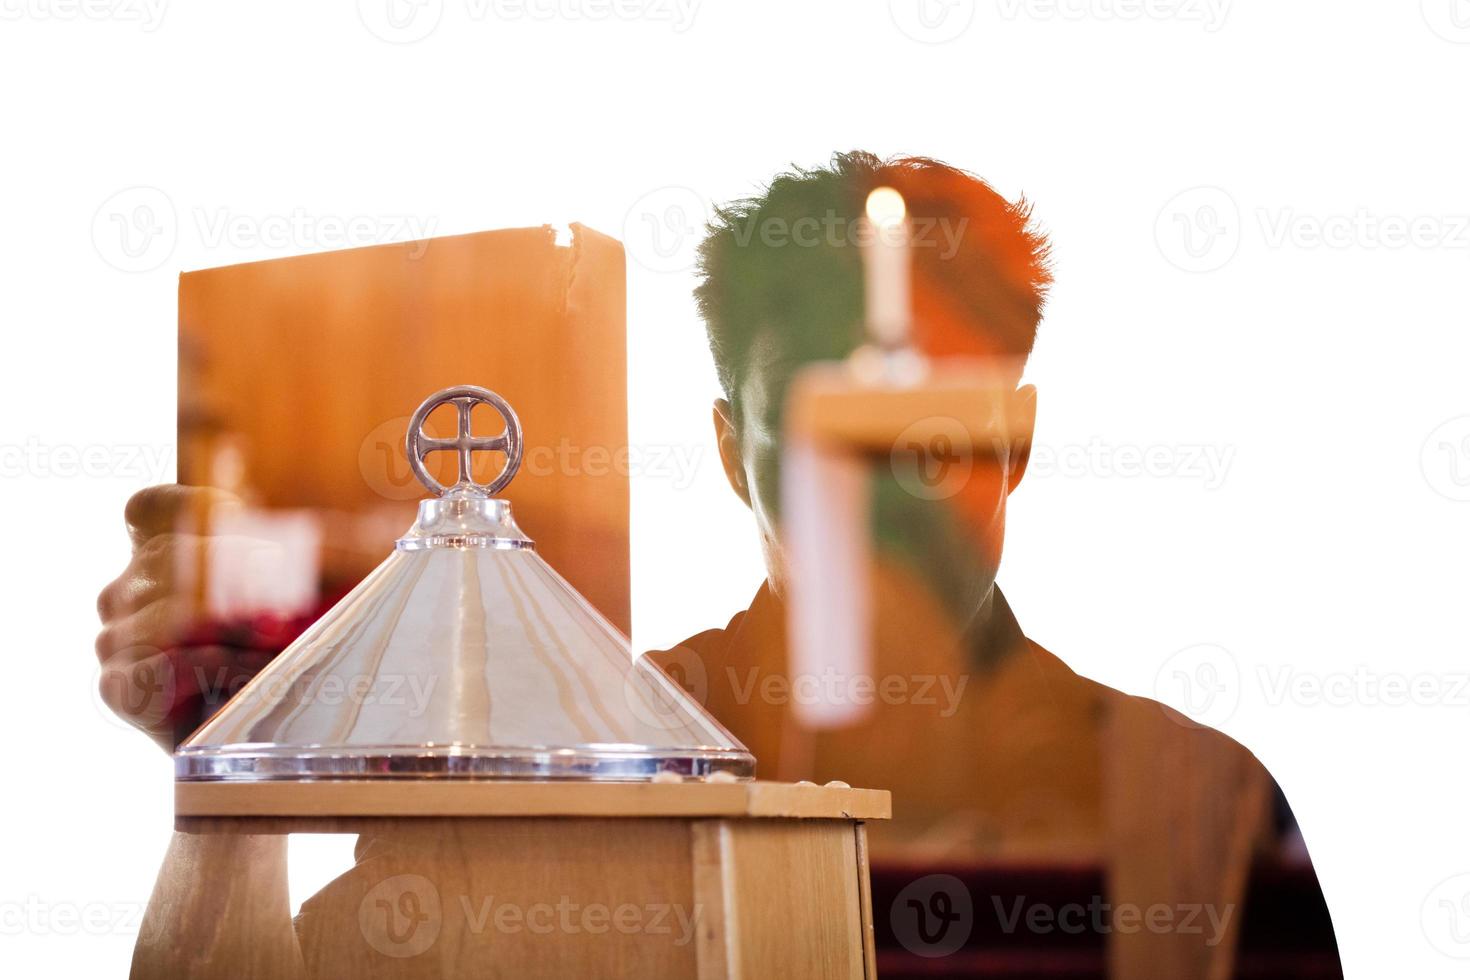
[{"xmin": 962, "ymin": 583, "xmax": 1027, "ymax": 671}]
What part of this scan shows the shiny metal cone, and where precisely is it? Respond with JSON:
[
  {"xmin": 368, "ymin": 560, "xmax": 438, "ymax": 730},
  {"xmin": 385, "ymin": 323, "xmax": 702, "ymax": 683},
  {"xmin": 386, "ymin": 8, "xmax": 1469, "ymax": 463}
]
[{"xmin": 175, "ymin": 385, "xmax": 754, "ymax": 781}]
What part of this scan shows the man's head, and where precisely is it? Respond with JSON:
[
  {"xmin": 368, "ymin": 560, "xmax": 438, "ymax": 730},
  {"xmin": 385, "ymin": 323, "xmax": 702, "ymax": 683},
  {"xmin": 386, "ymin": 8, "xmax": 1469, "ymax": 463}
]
[{"xmin": 695, "ymin": 151, "xmax": 1052, "ymax": 608}]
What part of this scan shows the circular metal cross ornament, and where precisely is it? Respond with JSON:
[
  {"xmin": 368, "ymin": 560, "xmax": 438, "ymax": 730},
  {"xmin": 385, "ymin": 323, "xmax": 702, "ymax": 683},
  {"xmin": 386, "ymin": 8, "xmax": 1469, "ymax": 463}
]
[{"xmin": 406, "ymin": 384, "xmax": 523, "ymax": 496}]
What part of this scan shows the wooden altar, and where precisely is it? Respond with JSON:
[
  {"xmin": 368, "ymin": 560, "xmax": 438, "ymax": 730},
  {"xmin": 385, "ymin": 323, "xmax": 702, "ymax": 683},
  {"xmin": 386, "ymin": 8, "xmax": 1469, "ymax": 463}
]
[{"xmin": 133, "ymin": 780, "xmax": 890, "ymax": 979}]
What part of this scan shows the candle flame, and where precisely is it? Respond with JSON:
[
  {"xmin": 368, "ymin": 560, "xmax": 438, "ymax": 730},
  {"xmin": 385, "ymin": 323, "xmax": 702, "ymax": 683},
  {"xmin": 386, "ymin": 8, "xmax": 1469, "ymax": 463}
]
[{"xmin": 865, "ymin": 187, "xmax": 906, "ymax": 228}]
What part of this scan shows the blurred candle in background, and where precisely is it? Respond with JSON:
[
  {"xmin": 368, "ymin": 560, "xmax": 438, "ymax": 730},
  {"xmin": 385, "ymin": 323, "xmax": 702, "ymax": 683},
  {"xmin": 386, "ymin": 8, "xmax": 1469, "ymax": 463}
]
[
  {"xmin": 780, "ymin": 187, "xmax": 916, "ymax": 734},
  {"xmin": 861, "ymin": 186, "xmax": 910, "ymax": 349}
]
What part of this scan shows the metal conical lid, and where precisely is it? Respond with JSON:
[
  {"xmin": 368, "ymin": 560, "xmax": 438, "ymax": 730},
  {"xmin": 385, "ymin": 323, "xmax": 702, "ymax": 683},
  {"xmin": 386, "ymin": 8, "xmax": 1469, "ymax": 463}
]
[{"xmin": 176, "ymin": 385, "xmax": 754, "ymax": 781}]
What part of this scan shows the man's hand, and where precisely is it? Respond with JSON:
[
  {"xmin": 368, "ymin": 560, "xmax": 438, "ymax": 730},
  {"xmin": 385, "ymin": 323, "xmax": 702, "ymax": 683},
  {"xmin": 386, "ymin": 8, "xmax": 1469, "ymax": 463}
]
[{"xmin": 95, "ymin": 484, "xmax": 273, "ymax": 752}]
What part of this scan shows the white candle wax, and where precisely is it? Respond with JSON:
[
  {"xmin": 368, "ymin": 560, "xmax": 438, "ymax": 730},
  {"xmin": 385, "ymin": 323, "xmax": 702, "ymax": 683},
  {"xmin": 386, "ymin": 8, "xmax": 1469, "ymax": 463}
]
[{"xmin": 862, "ymin": 187, "xmax": 911, "ymax": 348}]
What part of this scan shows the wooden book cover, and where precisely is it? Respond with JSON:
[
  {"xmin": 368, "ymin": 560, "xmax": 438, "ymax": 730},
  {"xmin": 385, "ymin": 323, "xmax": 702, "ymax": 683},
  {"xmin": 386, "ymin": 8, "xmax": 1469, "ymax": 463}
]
[{"xmin": 176, "ymin": 223, "xmax": 630, "ymax": 633}]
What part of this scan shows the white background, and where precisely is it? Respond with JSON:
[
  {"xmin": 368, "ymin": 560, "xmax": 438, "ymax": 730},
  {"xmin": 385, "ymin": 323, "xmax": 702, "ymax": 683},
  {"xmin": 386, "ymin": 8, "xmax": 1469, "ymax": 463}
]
[{"xmin": 2, "ymin": 1, "xmax": 1469, "ymax": 974}]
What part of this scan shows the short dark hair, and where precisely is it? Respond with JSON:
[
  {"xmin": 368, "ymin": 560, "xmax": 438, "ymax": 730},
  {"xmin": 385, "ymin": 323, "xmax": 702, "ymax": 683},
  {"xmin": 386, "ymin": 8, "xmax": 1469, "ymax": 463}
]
[{"xmin": 695, "ymin": 151, "xmax": 1052, "ymax": 419}]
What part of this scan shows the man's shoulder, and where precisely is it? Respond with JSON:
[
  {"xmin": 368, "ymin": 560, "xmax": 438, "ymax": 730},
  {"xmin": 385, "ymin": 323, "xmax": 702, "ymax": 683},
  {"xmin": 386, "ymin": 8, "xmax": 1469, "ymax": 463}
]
[
  {"xmin": 646, "ymin": 586, "xmax": 779, "ymax": 672},
  {"xmin": 1023, "ymin": 635, "xmax": 1275, "ymax": 782},
  {"xmin": 646, "ymin": 606, "xmax": 748, "ymax": 663}
]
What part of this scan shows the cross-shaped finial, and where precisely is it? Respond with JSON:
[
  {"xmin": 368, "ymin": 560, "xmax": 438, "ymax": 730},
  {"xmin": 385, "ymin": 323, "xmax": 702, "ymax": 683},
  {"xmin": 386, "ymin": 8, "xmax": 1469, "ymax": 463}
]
[{"xmin": 406, "ymin": 385, "xmax": 523, "ymax": 496}]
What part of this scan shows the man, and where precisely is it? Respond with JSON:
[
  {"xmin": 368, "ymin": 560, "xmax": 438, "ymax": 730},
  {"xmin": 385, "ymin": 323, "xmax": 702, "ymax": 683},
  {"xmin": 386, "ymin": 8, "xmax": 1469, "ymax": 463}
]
[
  {"xmin": 650, "ymin": 151, "xmax": 1095, "ymax": 852},
  {"xmin": 645, "ymin": 151, "xmax": 1340, "ymax": 973}
]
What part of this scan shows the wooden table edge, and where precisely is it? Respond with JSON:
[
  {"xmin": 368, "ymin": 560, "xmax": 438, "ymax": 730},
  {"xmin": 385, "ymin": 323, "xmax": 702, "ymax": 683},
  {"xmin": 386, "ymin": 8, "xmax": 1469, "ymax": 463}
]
[{"xmin": 174, "ymin": 779, "xmax": 892, "ymax": 820}]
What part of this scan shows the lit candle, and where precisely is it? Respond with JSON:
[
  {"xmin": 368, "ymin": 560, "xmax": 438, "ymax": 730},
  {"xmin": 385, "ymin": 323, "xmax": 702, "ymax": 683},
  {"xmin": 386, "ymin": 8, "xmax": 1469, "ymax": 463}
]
[{"xmin": 861, "ymin": 186, "xmax": 910, "ymax": 349}]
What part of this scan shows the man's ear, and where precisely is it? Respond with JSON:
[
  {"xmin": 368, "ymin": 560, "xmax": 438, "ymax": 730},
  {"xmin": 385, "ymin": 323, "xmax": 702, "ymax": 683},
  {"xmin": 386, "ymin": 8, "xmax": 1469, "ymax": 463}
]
[
  {"xmin": 1007, "ymin": 384, "xmax": 1037, "ymax": 494},
  {"xmin": 713, "ymin": 398, "xmax": 752, "ymax": 508}
]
